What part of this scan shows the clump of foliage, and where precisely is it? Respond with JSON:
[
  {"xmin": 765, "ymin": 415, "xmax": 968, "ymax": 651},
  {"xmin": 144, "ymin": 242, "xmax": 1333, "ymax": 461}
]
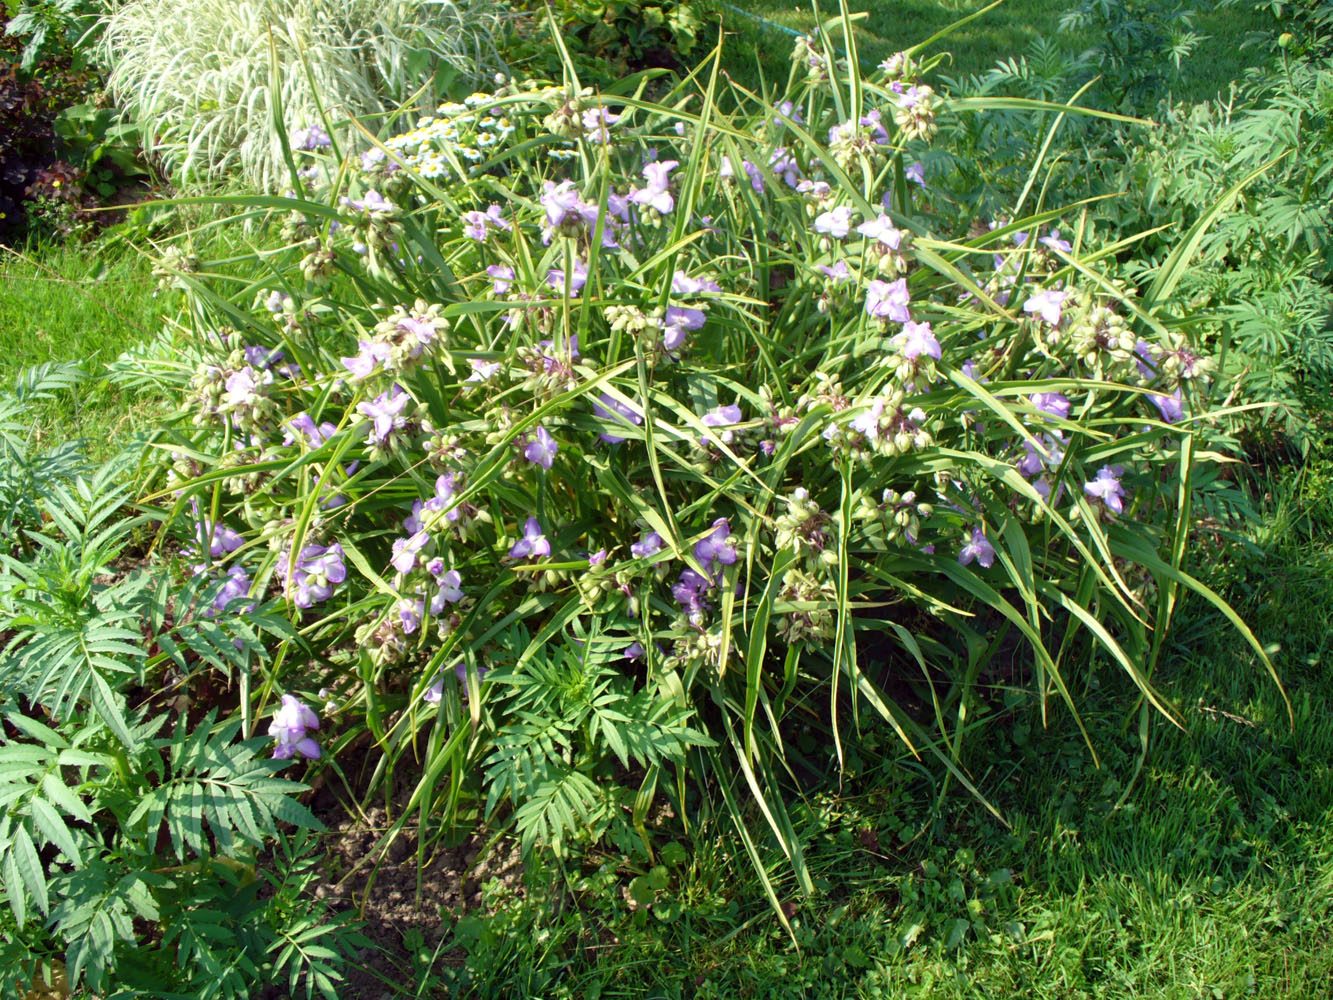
[
  {"xmin": 503, "ymin": 0, "xmax": 710, "ymax": 81},
  {"xmin": 97, "ymin": 0, "xmax": 509, "ymax": 190},
  {"xmin": 134, "ymin": 12, "xmax": 1281, "ymax": 922},
  {"xmin": 0, "ymin": 366, "xmax": 361, "ymax": 997}
]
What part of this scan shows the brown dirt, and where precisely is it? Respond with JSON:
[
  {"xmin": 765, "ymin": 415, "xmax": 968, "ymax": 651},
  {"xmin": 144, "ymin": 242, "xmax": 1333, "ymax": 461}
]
[{"xmin": 301, "ymin": 798, "xmax": 525, "ymax": 998}]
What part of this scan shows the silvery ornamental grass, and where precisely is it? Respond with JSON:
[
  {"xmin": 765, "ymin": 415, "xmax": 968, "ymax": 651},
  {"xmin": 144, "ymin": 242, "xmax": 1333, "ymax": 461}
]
[
  {"xmin": 99, "ymin": 0, "xmax": 506, "ymax": 190},
  {"xmin": 140, "ymin": 10, "xmax": 1285, "ymax": 922}
]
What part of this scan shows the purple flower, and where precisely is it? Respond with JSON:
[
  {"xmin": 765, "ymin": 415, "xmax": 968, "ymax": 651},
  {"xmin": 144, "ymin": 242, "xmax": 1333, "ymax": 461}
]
[
  {"xmin": 582, "ymin": 106, "xmax": 621, "ymax": 143},
  {"xmin": 663, "ymin": 305, "xmax": 706, "ymax": 352},
  {"xmin": 391, "ymin": 530, "xmax": 430, "ymax": 574},
  {"xmin": 341, "ymin": 340, "xmax": 392, "ymax": 380},
  {"xmin": 399, "ymin": 598, "xmax": 424, "ymax": 635},
  {"xmin": 283, "ymin": 542, "xmax": 346, "ymax": 608},
  {"xmin": 905, "ymin": 161, "xmax": 926, "ymax": 189},
  {"xmin": 466, "ymin": 358, "xmax": 502, "ymax": 384},
  {"xmin": 546, "ymin": 259, "xmax": 589, "ymax": 294},
  {"xmin": 1149, "ymin": 389, "xmax": 1184, "ymax": 423},
  {"xmin": 769, "ymin": 147, "xmax": 802, "ymax": 187},
  {"xmin": 207, "ymin": 564, "xmax": 252, "ymax": 617},
  {"xmin": 1030, "ymin": 392, "xmax": 1071, "ymax": 420},
  {"xmin": 958, "ymin": 528, "xmax": 996, "ymax": 569},
  {"xmin": 631, "ymin": 530, "xmax": 664, "ymax": 559},
  {"xmin": 1084, "ymin": 465, "xmax": 1129, "ymax": 514},
  {"xmin": 292, "ymin": 124, "xmax": 331, "ymax": 151},
  {"xmin": 592, "ymin": 392, "xmax": 643, "ymax": 444},
  {"xmin": 720, "ymin": 157, "xmax": 765, "ymax": 194},
  {"xmin": 356, "ymin": 386, "xmax": 411, "ymax": 447},
  {"xmin": 284, "ymin": 412, "xmax": 336, "ymax": 448},
  {"xmin": 1039, "ymin": 229, "xmax": 1071, "ymax": 254},
  {"xmin": 462, "ymin": 210, "xmax": 492, "ymax": 241},
  {"xmin": 269, "ymin": 694, "xmax": 321, "ymax": 760},
  {"xmin": 487, "ymin": 264, "xmax": 515, "ymax": 295},
  {"xmin": 814, "ymin": 205, "xmax": 854, "ymax": 239},
  {"xmin": 671, "ymin": 271, "xmax": 722, "ymax": 295},
  {"xmin": 1023, "ymin": 288, "xmax": 1068, "ymax": 327},
  {"xmin": 509, "ymin": 517, "xmax": 551, "ymax": 559},
  {"xmin": 694, "ymin": 517, "xmax": 738, "ymax": 574},
  {"xmin": 223, "ymin": 367, "xmax": 264, "ymax": 408},
  {"xmin": 541, "ymin": 180, "xmax": 612, "ymax": 245},
  {"xmin": 624, "ymin": 641, "xmax": 646, "ymax": 662},
  {"xmin": 342, "ymin": 189, "xmax": 392, "ymax": 215},
  {"xmin": 245, "ymin": 344, "xmax": 284, "ymax": 368},
  {"xmin": 700, "ymin": 404, "xmax": 742, "ymax": 446},
  {"xmin": 629, "ymin": 160, "xmax": 679, "ymax": 215},
  {"xmin": 856, "ymin": 214, "xmax": 904, "ymax": 249},
  {"xmin": 865, "ymin": 278, "xmax": 912, "ymax": 323},
  {"xmin": 672, "ymin": 568, "xmax": 711, "ymax": 615},
  {"xmin": 524, "ymin": 425, "xmax": 558, "ymax": 469},
  {"xmin": 430, "ymin": 570, "xmax": 464, "ymax": 612},
  {"xmin": 895, "ymin": 320, "xmax": 941, "ymax": 360},
  {"xmin": 817, "ymin": 260, "xmax": 851, "ymax": 284},
  {"xmin": 1135, "ymin": 340, "xmax": 1158, "ymax": 380}
]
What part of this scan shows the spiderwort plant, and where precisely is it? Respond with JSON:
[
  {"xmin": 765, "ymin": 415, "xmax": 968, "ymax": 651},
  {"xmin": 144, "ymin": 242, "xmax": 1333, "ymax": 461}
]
[{"xmin": 153, "ymin": 13, "xmax": 1283, "ymax": 907}]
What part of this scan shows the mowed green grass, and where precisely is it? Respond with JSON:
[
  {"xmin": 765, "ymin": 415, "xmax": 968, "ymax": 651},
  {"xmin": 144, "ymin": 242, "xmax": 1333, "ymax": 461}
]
[
  {"xmin": 0, "ymin": 237, "xmax": 167, "ymax": 457},
  {"xmin": 721, "ymin": 0, "xmax": 1276, "ymax": 105}
]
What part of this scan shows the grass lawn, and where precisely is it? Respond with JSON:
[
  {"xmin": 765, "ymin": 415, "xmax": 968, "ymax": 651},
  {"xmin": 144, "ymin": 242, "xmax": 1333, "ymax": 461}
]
[
  {"xmin": 0, "ymin": 236, "xmax": 167, "ymax": 457},
  {"xmin": 721, "ymin": 0, "xmax": 1277, "ymax": 106}
]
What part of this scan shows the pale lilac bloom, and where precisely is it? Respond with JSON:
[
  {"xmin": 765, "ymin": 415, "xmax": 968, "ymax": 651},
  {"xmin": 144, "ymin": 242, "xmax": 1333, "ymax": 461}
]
[
  {"xmin": 391, "ymin": 530, "xmax": 430, "ymax": 574},
  {"xmin": 774, "ymin": 100, "xmax": 804, "ymax": 125},
  {"xmin": 631, "ymin": 531, "xmax": 664, "ymax": 559},
  {"xmin": 342, "ymin": 189, "xmax": 392, "ymax": 214},
  {"xmin": 817, "ymin": 260, "xmax": 851, "ymax": 284},
  {"xmin": 399, "ymin": 599, "xmax": 423, "ymax": 635},
  {"xmin": 547, "ymin": 259, "xmax": 589, "ymax": 294},
  {"xmin": 223, "ymin": 368, "xmax": 264, "ymax": 408},
  {"xmin": 694, "ymin": 517, "xmax": 738, "ymax": 574},
  {"xmin": 582, "ymin": 106, "xmax": 620, "ymax": 143},
  {"xmin": 896, "ymin": 320, "xmax": 941, "ymax": 360},
  {"xmin": 524, "ymin": 425, "xmax": 558, "ymax": 469},
  {"xmin": 466, "ymin": 358, "xmax": 502, "ymax": 384},
  {"xmin": 865, "ymin": 278, "xmax": 912, "ymax": 323},
  {"xmin": 430, "ymin": 570, "xmax": 464, "ymax": 611},
  {"xmin": 850, "ymin": 397, "xmax": 885, "ymax": 442},
  {"xmin": 1039, "ymin": 230, "xmax": 1072, "ymax": 253},
  {"xmin": 1030, "ymin": 392, "xmax": 1071, "ymax": 420},
  {"xmin": 797, "ymin": 179, "xmax": 832, "ymax": 200},
  {"xmin": 856, "ymin": 214, "xmax": 904, "ymax": 249},
  {"xmin": 629, "ymin": 160, "xmax": 679, "ymax": 214},
  {"xmin": 284, "ymin": 542, "xmax": 346, "ymax": 608},
  {"xmin": 958, "ymin": 528, "xmax": 996, "ymax": 569},
  {"xmin": 769, "ymin": 147, "xmax": 802, "ymax": 187},
  {"xmin": 700, "ymin": 404, "xmax": 742, "ymax": 445},
  {"xmin": 292, "ymin": 124, "xmax": 331, "ymax": 151},
  {"xmin": 357, "ymin": 386, "xmax": 410, "ymax": 446},
  {"xmin": 487, "ymin": 264, "xmax": 515, "ymax": 295},
  {"xmin": 592, "ymin": 392, "xmax": 643, "ymax": 443},
  {"xmin": 1135, "ymin": 340, "xmax": 1158, "ymax": 379},
  {"xmin": 720, "ymin": 157, "xmax": 764, "ymax": 194},
  {"xmin": 1023, "ymin": 288, "xmax": 1068, "ymax": 326},
  {"xmin": 905, "ymin": 161, "xmax": 926, "ymax": 188},
  {"xmin": 284, "ymin": 412, "xmax": 336, "ymax": 448},
  {"xmin": 208, "ymin": 564, "xmax": 252, "ymax": 617},
  {"xmin": 1149, "ymin": 389, "xmax": 1185, "ymax": 423},
  {"xmin": 462, "ymin": 211, "xmax": 490, "ymax": 241},
  {"xmin": 672, "ymin": 568, "xmax": 711, "ymax": 616},
  {"xmin": 859, "ymin": 109, "xmax": 890, "ymax": 143},
  {"xmin": 1084, "ymin": 465, "xmax": 1129, "ymax": 514},
  {"xmin": 671, "ymin": 271, "xmax": 722, "ymax": 295},
  {"xmin": 509, "ymin": 517, "xmax": 551, "ymax": 559},
  {"xmin": 663, "ymin": 305, "xmax": 706, "ymax": 349},
  {"xmin": 270, "ymin": 694, "xmax": 321, "ymax": 760},
  {"xmin": 814, "ymin": 205, "xmax": 854, "ymax": 239},
  {"xmin": 624, "ymin": 641, "xmax": 646, "ymax": 662},
  {"xmin": 1017, "ymin": 435, "xmax": 1064, "ymax": 478},
  {"xmin": 341, "ymin": 340, "xmax": 392, "ymax": 380},
  {"xmin": 195, "ymin": 514, "xmax": 244, "ymax": 560}
]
